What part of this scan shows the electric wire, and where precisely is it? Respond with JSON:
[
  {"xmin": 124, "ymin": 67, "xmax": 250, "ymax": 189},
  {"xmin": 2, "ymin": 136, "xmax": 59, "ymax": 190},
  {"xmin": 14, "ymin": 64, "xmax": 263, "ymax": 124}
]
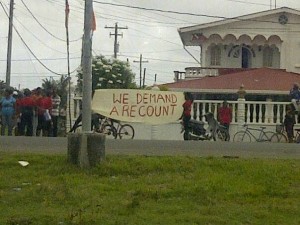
[
  {"xmin": 94, "ymin": 1, "xmax": 300, "ymax": 25},
  {"xmin": 20, "ymin": 0, "xmax": 82, "ymax": 42}
]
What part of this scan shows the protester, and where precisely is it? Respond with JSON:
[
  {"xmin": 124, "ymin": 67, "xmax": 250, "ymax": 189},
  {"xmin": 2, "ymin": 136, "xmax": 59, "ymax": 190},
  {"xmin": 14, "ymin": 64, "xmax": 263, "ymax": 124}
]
[
  {"xmin": 51, "ymin": 89, "xmax": 61, "ymax": 137},
  {"xmin": 19, "ymin": 89, "xmax": 36, "ymax": 136},
  {"xmin": 289, "ymin": 83, "xmax": 300, "ymax": 112},
  {"xmin": 36, "ymin": 89, "xmax": 52, "ymax": 136},
  {"xmin": 13, "ymin": 91, "xmax": 22, "ymax": 136},
  {"xmin": 284, "ymin": 103, "xmax": 296, "ymax": 143},
  {"xmin": 180, "ymin": 92, "xmax": 194, "ymax": 140},
  {"xmin": 0, "ymin": 89, "xmax": 16, "ymax": 136},
  {"xmin": 31, "ymin": 87, "xmax": 43, "ymax": 136},
  {"xmin": 218, "ymin": 100, "xmax": 232, "ymax": 129}
]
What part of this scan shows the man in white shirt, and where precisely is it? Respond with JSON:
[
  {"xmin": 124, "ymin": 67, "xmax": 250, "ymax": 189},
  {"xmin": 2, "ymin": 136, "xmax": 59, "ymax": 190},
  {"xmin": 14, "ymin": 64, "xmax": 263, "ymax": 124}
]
[{"xmin": 51, "ymin": 90, "xmax": 61, "ymax": 137}]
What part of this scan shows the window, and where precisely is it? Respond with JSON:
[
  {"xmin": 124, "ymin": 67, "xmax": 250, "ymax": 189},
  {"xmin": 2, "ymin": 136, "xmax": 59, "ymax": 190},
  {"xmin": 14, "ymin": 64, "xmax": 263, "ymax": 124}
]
[
  {"xmin": 263, "ymin": 47, "xmax": 273, "ymax": 67},
  {"xmin": 210, "ymin": 45, "xmax": 221, "ymax": 66}
]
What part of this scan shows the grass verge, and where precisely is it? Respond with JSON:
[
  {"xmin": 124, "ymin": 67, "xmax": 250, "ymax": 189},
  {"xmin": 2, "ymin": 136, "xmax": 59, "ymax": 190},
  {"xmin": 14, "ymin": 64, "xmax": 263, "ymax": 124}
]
[{"xmin": 0, "ymin": 153, "xmax": 299, "ymax": 225}]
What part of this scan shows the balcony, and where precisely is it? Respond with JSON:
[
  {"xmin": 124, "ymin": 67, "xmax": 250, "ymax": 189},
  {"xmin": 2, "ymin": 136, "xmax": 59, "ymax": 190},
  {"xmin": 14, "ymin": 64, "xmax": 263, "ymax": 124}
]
[{"xmin": 174, "ymin": 67, "xmax": 252, "ymax": 81}]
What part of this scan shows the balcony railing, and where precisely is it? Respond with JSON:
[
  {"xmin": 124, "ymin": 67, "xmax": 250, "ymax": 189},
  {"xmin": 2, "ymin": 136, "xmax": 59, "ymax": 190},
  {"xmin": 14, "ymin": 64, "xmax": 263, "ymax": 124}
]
[
  {"xmin": 174, "ymin": 67, "xmax": 220, "ymax": 81},
  {"xmin": 192, "ymin": 100, "xmax": 292, "ymax": 124},
  {"xmin": 72, "ymin": 98, "xmax": 293, "ymax": 126}
]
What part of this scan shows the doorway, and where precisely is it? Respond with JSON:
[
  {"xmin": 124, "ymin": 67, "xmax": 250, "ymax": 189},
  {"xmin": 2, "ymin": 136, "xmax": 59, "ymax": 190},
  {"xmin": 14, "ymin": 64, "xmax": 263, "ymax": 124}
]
[{"xmin": 242, "ymin": 47, "xmax": 252, "ymax": 68}]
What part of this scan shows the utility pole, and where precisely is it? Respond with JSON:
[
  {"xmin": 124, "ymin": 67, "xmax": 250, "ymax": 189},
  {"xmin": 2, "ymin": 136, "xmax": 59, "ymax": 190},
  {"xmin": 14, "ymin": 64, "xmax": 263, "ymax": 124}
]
[
  {"xmin": 143, "ymin": 68, "xmax": 146, "ymax": 88},
  {"xmin": 6, "ymin": 0, "xmax": 14, "ymax": 87},
  {"xmin": 81, "ymin": 0, "xmax": 93, "ymax": 132},
  {"xmin": 133, "ymin": 54, "xmax": 148, "ymax": 88},
  {"xmin": 105, "ymin": 23, "xmax": 127, "ymax": 58}
]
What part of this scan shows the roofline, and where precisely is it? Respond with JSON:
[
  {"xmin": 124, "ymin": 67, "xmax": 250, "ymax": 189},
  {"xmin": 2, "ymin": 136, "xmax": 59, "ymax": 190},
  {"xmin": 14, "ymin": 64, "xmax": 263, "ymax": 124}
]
[
  {"xmin": 178, "ymin": 7, "xmax": 300, "ymax": 34},
  {"xmin": 168, "ymin": 88, "xmax": 289, "ymax": 95}
]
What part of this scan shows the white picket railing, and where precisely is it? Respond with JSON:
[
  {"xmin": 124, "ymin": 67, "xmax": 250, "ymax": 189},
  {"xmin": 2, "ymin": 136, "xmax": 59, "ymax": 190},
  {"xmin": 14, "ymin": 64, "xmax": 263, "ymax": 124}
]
[
  {"xmin": 192, "ymin": 100, "xmax": 291, "ymax": 124},
  {"xmin": 70, "ymin": 97, "xmax": 295, "ymax": 140}
]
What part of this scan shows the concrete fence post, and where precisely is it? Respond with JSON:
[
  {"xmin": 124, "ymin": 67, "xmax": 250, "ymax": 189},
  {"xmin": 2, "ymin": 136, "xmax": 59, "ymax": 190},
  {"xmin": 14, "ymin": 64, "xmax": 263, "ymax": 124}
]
[
  {"xmin": 67, "ymin": 133, "xmax": 105, "ymax": 168},
  {"xmin": 236, "ymin": 86, "xmax": 246, "ymax": 141}
]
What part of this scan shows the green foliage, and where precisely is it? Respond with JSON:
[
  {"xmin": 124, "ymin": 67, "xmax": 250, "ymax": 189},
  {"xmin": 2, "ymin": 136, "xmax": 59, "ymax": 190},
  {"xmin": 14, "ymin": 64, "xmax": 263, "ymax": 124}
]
[
  {"xmin": 76, "ymin": 55, "xmax": 137, "ymax": 93},
  {"xmin": 0, "ymin": 154, "xmax": 299, "ymax": 225}
]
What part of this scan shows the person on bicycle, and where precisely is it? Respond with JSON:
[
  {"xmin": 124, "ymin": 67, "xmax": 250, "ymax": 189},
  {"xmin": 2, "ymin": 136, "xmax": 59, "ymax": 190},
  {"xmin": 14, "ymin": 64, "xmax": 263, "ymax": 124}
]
[{"xmin": 179, "ymin": 92, "xmax": 193, "ymax": 140}]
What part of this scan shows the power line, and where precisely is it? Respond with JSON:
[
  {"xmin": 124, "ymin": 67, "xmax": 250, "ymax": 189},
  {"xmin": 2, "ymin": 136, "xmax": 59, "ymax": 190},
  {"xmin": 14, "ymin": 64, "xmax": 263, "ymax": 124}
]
[
  {"xmin": 19, "ymin": 0, "xmax": 81, "ymax": 42},
  {"xmin": 94, "ymin": 1, "xmax": 227, "ymax": 20},
  {"xmin": 94, "ymin": 1, "xmax": 300, "ymax": 25}
]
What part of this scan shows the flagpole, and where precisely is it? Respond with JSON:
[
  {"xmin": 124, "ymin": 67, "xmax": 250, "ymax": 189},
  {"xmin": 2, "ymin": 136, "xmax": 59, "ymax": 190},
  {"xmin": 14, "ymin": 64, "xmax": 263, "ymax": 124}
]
[{"xmin": 65, "ymin": 0, "xmax": 72, "ymax": 130}]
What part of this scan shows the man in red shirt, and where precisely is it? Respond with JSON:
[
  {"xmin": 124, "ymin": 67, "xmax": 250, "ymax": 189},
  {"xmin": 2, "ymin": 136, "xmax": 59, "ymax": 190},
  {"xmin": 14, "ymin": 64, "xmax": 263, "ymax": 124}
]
[
  {"xmin": 19, "ymin": 89, "xmax": 36, "ymax": 136},
  {"xmin": 218, "ymin": 100, "xmax": 232, "ymax": 129},
  {"xmin": 36, "ymin": 89, "xmax": 52, "ymax": 136},
  {"xmin": 180, "ymin": 92, "xmax": 193, "ymax": 140}
]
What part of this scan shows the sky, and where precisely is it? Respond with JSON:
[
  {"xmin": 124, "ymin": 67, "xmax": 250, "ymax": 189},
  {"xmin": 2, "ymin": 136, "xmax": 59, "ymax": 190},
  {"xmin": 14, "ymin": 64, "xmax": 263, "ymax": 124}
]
[{"xmin": 0, "ymin": 0, "xmax": 299, "ymax": 90}]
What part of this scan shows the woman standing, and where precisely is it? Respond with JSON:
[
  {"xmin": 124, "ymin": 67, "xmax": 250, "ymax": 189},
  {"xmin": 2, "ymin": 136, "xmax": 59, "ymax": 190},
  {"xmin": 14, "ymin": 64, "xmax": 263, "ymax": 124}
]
[{"xmin": 0, "ymin": 89, "xmax": 16, "ymax": 136}]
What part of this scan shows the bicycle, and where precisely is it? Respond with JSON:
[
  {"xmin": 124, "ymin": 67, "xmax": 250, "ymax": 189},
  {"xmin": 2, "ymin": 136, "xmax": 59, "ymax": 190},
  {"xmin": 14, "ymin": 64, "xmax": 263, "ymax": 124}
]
[
  {"xmin": 233, "ymin": 124, "xmax": 277, "ymax": 142},
  {"xmin": 293, "ymin": 128, "xmax": 300, "ymax": 143},
  {"xmin": 270, "ymin": 123, "xmax": 288, "ymax": 143},
  {"xmin": 69, "ymin": 113, "xmax": 118, "ymax": 139},
  {"xmin": 102, "ymin": 118, "xmax": 135, "ymax": 139}
]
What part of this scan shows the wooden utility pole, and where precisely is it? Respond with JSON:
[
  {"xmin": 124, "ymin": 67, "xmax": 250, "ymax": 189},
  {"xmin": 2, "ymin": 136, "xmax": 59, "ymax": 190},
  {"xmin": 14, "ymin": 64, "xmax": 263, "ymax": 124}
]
[
  {"xmin": 105, "ymin": 23, "xmax": 127, "ymax": 58},
  {"xmin": 6, "ymin": 0, "xmax": 14, "ymax": 86},
  {"xmin": 133, "ymin": 54, "xmax": 148, "ymax": 88},
  {"xmin": 81, "ymin": 0, "xmax": 93, "ymax": 132},
  {"xmin": 143, "ymin": 68, "xmax": 146, "ymax": 88}
]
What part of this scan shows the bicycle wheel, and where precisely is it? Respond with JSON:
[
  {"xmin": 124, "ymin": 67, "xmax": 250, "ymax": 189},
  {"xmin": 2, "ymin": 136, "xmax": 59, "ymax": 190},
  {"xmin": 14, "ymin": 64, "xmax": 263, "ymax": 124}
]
[
  {"xmin": 233, "ymin": 131, "xmax": 251, "ymax": 142},
  {"xmin": 216, "ymin": 129, "xmax": 229, "ymax": 141},
  {"xmin": 270, "ymin": 133, "xmax": 288, "ymax": 143},
  {"xmin": 102, "ymin": 125, "xmax": 118, "ymax": 139},
  {"xmin": 263, "ymin": 131, "xmax": 277, "ymax": 142},
  {"xmin": 119, "ymin": 124, "xmax": 135, "ymax": 139}
]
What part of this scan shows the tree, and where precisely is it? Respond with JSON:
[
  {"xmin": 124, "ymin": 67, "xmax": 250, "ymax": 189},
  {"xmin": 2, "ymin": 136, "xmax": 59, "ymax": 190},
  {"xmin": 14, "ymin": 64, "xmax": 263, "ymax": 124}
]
[{"xmin": 76, "ymin": 55, "xmax": 137, "ymax": 93}]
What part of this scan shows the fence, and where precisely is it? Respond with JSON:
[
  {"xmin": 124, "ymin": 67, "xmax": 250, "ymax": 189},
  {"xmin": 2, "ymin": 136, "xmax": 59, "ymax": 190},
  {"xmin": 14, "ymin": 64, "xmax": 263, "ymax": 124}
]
[
  {"xmin": 192, "ymin": 99, "xmax": 292, "ymax": 125},
  {"xmin": 70, "ymin": 97, "xmax": 294, "ymax": 140}
]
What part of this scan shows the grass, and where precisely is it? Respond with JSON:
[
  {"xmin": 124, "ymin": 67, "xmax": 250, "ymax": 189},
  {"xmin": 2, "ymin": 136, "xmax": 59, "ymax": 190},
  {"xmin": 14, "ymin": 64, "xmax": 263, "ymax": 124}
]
[{"xmin": 0, "ymin": 153, "xmax": 299, "ymax": 225}]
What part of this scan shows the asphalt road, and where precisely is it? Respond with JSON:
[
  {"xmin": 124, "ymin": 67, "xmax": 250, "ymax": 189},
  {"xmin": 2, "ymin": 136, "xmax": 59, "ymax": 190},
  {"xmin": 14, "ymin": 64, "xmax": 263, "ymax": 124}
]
[{"xmin": 0, "ymin": 136, "xmax": 300, "ymax": 159}]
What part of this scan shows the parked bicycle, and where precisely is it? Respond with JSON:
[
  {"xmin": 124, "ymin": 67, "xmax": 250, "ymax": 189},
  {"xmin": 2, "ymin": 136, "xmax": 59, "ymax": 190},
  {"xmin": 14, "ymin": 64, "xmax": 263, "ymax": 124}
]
[
  {"xmin": 233, "ymin": 124, "xmax": 277, "ymax": 142},
  {"xmin": 293, "ymin": 128, "xmax": 300, "ymax": 143},
  {"xmin": 101, "ymin": 117, "xmax": 135, "ymax": 139},
  {"xmin": 70, "ymin": 114, "xmax": 135, "ymax": 139},
  {"xmin": 270, "ymin": 123, "xmax": 288, "ymax": 143}
]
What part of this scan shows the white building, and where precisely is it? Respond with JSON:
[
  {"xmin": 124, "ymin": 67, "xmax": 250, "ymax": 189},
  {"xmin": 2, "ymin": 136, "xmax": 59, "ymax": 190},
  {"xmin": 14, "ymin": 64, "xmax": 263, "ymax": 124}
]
[{"xmin": 177, "ymin": 7, "xmax": 300, "ymax": 79}]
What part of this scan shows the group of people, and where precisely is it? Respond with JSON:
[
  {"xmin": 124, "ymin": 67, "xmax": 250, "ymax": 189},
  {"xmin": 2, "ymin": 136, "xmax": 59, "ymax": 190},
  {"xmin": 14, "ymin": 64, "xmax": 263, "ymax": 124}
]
[
  {"xmin": 181, "ymin": 83, "xmax": 300, "ymax": 143},
  {"xmin": 180, "ymin": 92, "xmax": 232, "ymax": 140},
  {"xmin": 0, "ymin": 87, "xmax": 61, "ymax": 137}
]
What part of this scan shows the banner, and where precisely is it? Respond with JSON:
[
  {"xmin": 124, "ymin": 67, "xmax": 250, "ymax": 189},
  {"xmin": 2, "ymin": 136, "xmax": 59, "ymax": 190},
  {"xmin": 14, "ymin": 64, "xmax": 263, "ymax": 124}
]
[{"xmin": 92, "ymin": 89, "xmax": 185, "ymax": 125}]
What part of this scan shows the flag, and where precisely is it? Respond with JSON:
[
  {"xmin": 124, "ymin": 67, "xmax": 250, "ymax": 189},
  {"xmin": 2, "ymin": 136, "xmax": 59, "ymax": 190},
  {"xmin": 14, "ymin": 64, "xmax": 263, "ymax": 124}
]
[
  {"xmin": 92, "ymin": 10, "xmax": 96, "ymax": 31},
  {"xmin": 65, "ymin": 0, "xmax": 70, "ymax": 28}
]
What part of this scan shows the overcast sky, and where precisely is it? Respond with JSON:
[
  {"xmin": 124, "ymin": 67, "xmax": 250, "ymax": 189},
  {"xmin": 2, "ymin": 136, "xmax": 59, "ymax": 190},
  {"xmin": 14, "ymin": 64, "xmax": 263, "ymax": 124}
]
[{"xmin": 0, "ymin": 0, "xmax": 299, "ymax": 90}]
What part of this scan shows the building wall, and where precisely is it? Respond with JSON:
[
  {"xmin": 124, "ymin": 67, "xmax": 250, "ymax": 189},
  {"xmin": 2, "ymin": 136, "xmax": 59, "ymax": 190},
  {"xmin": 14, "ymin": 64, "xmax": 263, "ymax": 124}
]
[{"xmin": 188, "ymin": 11, "xmax": 300, "ymax": 72}]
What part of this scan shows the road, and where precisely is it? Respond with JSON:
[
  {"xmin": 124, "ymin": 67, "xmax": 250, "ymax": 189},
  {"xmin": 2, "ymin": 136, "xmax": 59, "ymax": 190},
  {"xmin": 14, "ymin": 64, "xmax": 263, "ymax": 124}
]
[{"xmin": 0, "ymin": 136, "xmax": 299, "ymax": 159}]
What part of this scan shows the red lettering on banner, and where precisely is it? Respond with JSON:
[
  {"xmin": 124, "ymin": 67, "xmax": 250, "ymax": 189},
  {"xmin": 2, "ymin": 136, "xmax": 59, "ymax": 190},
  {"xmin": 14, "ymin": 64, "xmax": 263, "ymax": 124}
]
[
  {"xmin": 147, "ymin": 106, "xmax": 154, "ymax": 116},
  {"xmin": 110, "ymin": 106, "xmax": 119, "ymax": 116},
  {"xmin": 139, "ymin": 106, "xmax": 145, "ymax": 117},
  {"xmin": 122, "ymin": 105, "xmax": 130, "ymax": 117},
  {"xmin": 113, "ymin": 93, "xmax": 129, "ymax": 104},
  {"xmin": 136, "ymin": 93, "xmax": 142, "ymax": 104},
  {"xmin": 130, "ymin": 105, "xmax": 136, "ymax": 117},
  {"xmin": 157, "ymin": 94, "xmax": 165, "ymax": 103}
]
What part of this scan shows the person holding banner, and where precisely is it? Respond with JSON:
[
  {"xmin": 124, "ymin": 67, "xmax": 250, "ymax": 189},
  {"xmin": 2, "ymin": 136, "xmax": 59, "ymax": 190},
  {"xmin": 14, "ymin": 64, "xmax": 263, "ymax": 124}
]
[{"xmin": 180, "ymin": 92, "xmax": 194, "ymax": 140}]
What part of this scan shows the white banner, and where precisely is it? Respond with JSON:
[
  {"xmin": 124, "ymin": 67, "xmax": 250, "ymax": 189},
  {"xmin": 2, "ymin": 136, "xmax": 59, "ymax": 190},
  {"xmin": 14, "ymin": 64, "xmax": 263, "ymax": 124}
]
[{"xmin": 92, "ymin": 89, "xmax": 185, "ymax": 125}]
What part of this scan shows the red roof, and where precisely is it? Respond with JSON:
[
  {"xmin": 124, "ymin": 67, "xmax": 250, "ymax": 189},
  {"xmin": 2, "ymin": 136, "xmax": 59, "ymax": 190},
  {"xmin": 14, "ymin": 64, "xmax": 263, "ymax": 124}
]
[{"xmin": 165, "ymin": 68, "xmax": 300, "ymax": 94}]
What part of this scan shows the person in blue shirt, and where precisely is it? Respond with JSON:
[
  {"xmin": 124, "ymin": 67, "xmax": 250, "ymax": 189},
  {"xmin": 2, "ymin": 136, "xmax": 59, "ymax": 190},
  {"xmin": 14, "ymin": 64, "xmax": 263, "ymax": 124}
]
[
  {"xmin": 0, "ymin": 89, "xmax": 16, "ymax": 136},
  {"xmin": 290, "ymin": 83, "xmax": 300, "ymax": 112}
]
